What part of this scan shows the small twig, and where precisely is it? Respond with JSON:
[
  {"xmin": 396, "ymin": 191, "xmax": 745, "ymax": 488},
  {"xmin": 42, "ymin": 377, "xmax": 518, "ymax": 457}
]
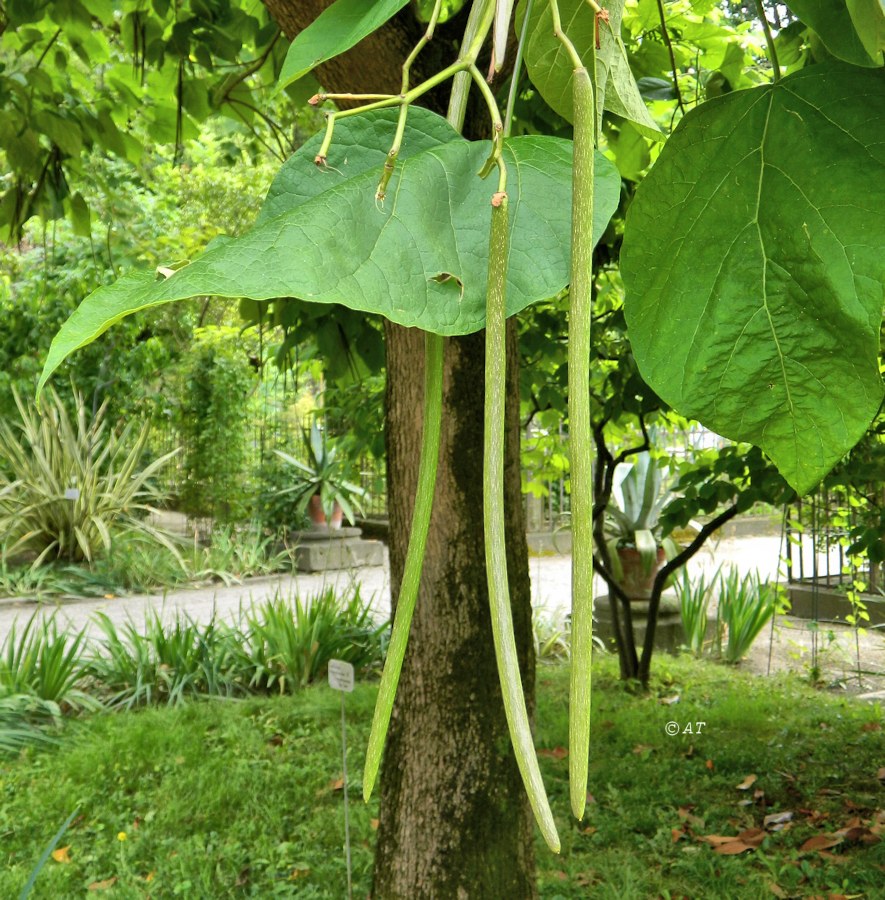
[
  {"xmin": 654, "ymin": 0, "xmax": 685, "ymax": 115},
  {"xmin": 548, "ymin": 0, "xmax": 584, "ymax": 70},
  {"xmin": 33, "ymin": 27, "xmax": 62, "ymax": 74},
  {"xmin": 468, "ymin": 64, "xmax": 506, "ymax": 185},
  {"xmin": 753, "ymin": 0, "xmax": 781, "ymax": 81},
  {"xmin": 309, "ymin": 93, "xmax": 395, "ymax": 106},
  {"xmin": 216, "ymin": 31, "xmax": 280, "ymax": 104}
]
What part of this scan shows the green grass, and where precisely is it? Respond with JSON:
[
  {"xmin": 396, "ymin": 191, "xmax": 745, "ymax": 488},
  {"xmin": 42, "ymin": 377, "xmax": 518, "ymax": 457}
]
[{"xmin": 1, "ymin": 656, "xmax": 883, "ymax": 898}]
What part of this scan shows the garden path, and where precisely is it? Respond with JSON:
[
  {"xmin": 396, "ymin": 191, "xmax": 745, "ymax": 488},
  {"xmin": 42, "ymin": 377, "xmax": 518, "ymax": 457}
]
[{"xmin": 1, "ymin": 531, "xmax": 883, "ymax": 697}]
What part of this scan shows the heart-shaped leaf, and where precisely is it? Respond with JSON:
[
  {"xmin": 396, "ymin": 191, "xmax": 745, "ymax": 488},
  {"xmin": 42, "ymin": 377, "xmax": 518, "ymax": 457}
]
[
  {"xmin": 40, "ymin": 114, "xmax": 621, "ymax": 390},
  {"xmin": 786, "ymin": 0, "xmax": 882, "ymax": 67},
  {"xmin": 622, "ymin": 63, "xmax": 885, "ymax": 494},
  {"xmin": 518, "ymin": 0, "xmax": 663, "ymax": 140}
]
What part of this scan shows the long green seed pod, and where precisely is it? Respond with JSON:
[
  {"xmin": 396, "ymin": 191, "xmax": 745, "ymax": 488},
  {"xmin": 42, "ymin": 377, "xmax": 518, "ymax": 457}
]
[
  {"xmin": 568, "ymin": 65, "xmax": 595, "ymax": 821},
  {"xmin": 362, "ymin": 0, "xmax": 495, "ymax": 803},
  {"xmin": 363, "ymin": 331, "xmax": 444, "ymax": 802},
  {"xmin": 485, "ymin": 190, "xmax": 560, "ymax": 853}
]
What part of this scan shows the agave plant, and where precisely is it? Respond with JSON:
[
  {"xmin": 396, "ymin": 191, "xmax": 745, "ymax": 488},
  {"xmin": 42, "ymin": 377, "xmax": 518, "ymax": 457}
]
[
  {"xmin": 0, "ymin": 385, "xmax": 181, "ymax": 564},
  {"xmin": 274, "ymin": 420, "xmax": 367, "ymax": 526},
  {"xmin": 605, "ymin": 451, "xmax": 679, "ymax": 579}
]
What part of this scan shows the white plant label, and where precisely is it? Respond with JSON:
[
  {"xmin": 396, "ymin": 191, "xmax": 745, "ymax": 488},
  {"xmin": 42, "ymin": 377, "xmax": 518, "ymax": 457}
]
[
  {"xmin": 64, "ymin": 487, "xmax": 80, "ymax": 501},
  {"xmin": 328, "ymin": 659, "xmax": 355, "ymax": 693}
]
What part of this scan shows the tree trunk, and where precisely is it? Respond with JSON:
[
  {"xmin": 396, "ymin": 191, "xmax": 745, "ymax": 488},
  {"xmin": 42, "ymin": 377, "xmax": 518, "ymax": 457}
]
[
  {"xmin": 260, "ymin": 2, "xmax": 538, "ymax": 895},
  {"xmin": 377, "ymin": 325, "xmax": 536, "ymax": 899}
]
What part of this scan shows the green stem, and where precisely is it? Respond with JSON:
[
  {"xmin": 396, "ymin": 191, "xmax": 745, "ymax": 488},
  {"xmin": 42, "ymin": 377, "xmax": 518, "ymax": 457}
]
[
  {"xmin": 753, "ymin": 0, "xmax": 781, "ymax": 81},
  {"xmin": 567, "ymin": 65, "xmax": 595, "ymax": 821},
  {"xmin": 362, "ymin": 0, "xmax": 495, "ymax": 802},
  {"xmin": 548, "ymin": 0, "xmax": 584, "ymax": 70},
  {"xmin": 485, "ymin": 188, "xmax": 560, "ymax": 853},
  {"xmin": 467, "ymin": 64, "xmax": 505, "ymax": 181},
  {"xmin": 449, "ymin": 0, "xmax": 496, "ymax": 132},
  {"xmin": 362, "ymin": 331, "xmax": 444, "ymax": 802},
  {"xmin": 317, "ymin": 60, "xmax": 468, "ymax": 162},
  {"xmin": 503, "ymin": 0, "xmax": 534, "ymax": 137}
]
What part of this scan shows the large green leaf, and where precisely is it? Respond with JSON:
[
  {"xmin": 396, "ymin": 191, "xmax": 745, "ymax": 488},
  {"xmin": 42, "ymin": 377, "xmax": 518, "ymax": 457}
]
[
  {"xmin": 786, "ymin": 0, "xmax": 882, "ymax": 66},
  {"xmin": 258, "ymin": 107, "xmax": 463, "ymax": 222},
  {"xmin": 517, "ymin": 0, "xmax": 663, "ymax": 140},
  {"xmin": 276, "ymin": 0, "xmax": 410, "ymax": 91},
  {"xmin": 847, "ymin": 0, "xmax": 885, "ymax": 63},
  {"xmin": 40, "ymin": 117, "xmax": 621, "ymax": 390},
  {"xmin": 621, "ymin": 63, "xmax": 885, "ymax": 495}
]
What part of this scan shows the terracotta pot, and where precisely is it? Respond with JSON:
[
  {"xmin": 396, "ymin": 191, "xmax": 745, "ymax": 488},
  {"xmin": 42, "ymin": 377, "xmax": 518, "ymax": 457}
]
[
  {"xmin": 306, "ymin": 494, "xmax": 344, "ymax": 530},
  {"xmin": 329, "ymin": 502, "xmax": 344, "ymax": 530},
  {"xmin": 616, "ymin": 546, "xmax": 667, "ymax": 600}
]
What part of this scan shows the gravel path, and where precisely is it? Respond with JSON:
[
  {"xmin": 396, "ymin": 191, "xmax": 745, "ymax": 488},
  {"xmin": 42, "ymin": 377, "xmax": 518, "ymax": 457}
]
[{"xmin": 2, "ymin": 532, "xmax": 883, "ymax": 698}]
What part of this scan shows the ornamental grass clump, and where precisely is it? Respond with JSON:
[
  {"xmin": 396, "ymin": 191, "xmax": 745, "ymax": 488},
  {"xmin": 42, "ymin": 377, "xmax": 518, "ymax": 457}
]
[
  {"xmin": 717, "ymin": 567, "xmax": 784, "ymax": 664},
  {"xmin": 0, "ymin": 385, "xmax": 180, "ymax": 565}
]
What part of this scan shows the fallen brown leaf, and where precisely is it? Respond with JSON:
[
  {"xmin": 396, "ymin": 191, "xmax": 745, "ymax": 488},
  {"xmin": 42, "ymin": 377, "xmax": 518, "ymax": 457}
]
[
  {"xmin": 51, "ymin": 846, "xmax": 72, "ymax": 864},
  {"xmin": 861, "ymin": 721, "xmax": 881, "ymax": 732},
  {"xmin": 737, "ymin": 828, "xmax": 766, "ymax": 847},
  {"xmin": 87, "ymin": 878, "xmax": 117, "ymax": 891},
  {"xmin": 698, "ymin": 834, "xmax": 739, "ymax": 845},
  {"xmin": 370, "ymin": 818, "xmax": 380, "ymax": 830},
  {"xmin": 767, "ymin": 883, "xmax": 788, "ymax": 898},
  {"xmin": 714, "ymin": 841, "xmax": 754, "ymax": 855},
  {"xmin": 799, "ymin": 834, "xmax": 843, "ymax": 852},
  {"xmin": 705, "ymin": 759, "xmax": 714, "ymax": 771},
  {"xmin": 632, "ymin": 744, "xmax": 654, "ymax": 756},
  {"xmin": 736, "ymin": 774, "xmax": 758, "ymax": 791},
  {"xmin": 836, "ymin": 825, "xmax": 878, "ymax": 844}
]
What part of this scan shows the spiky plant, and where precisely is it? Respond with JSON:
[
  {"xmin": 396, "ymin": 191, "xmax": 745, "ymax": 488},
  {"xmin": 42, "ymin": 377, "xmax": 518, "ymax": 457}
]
[{"xmin": 0, "ymin": 385, "xmax": 180, "ymax": 564}]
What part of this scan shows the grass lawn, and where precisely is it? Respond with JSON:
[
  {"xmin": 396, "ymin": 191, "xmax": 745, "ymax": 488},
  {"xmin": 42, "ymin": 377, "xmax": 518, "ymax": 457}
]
[{"xmin": 1, "ymin": 656, "xmax": 883, "ymax": 898}]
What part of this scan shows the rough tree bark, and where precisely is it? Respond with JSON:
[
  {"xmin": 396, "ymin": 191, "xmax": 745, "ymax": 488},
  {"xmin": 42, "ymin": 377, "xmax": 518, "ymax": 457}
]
[{"xmin": 261, "ymin": 2, "xmax": 538, "ymax": 897}]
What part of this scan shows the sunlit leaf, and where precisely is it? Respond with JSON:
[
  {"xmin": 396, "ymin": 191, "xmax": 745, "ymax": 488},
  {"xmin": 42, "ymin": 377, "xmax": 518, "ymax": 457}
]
[
  {"xmin": 622, "ymin": 63, "xmax": 885, "ymax": 495},
  {"xmin": 787, "ymin": 0, "xmax": 882, "ymax": 66}
]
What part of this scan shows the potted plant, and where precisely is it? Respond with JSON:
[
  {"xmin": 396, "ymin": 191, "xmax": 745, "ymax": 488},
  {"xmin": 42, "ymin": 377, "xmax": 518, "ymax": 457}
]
[
  {"xmin": 604, "ymin": 451, "xmax": 679, "ymax": 599},
  {"xmin": 274, "ymin": 421, "xmax": 367, "ymax": 530}
]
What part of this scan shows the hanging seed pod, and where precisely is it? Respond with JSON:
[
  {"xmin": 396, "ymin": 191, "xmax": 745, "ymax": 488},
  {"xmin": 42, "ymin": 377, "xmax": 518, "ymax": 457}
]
[
  {"xmin": 568, "ymin": 64, "xmax": 596, "ymax": 821},
  {"xmin": 363, "ymin": 332, "xmax": 444, "ymax": 802},
  {"xmin": 485, "ymin": 189, "xmax": 560, "ymax": 853}
]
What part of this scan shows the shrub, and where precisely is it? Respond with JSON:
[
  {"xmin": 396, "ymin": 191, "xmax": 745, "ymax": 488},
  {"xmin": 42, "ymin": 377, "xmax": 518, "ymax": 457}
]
[
  {"xmin": 0, "ymin": 694, "xmax": 62, "ymax": 755},
  {"xmin": 0, "ymin": 385, "xmax": 180, "ymax": 564},
  {"xmin": 241, "ymin": 587, "xmax": 387, "ymax": 692},
  {"xmin": 0, "ymin": 612, "xmax": 96, "ymax": 711},
  {"xmin": 176, "ymin": 327, "xmax": 255, "ymax": 522},
  {"xmin": 87, "ymin": 587, "xmax": 386, "ymax": 708},
  {"xmin": 90, "ymin": 611, "xmax": 246, "ymax": 709},
  {"xmin": 675, "ymin": 567, "xmax": 719, "ymax": 657},
  {"xmin": 717, "ymin": 567, "xmax": 784, "ymax": 663}
]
